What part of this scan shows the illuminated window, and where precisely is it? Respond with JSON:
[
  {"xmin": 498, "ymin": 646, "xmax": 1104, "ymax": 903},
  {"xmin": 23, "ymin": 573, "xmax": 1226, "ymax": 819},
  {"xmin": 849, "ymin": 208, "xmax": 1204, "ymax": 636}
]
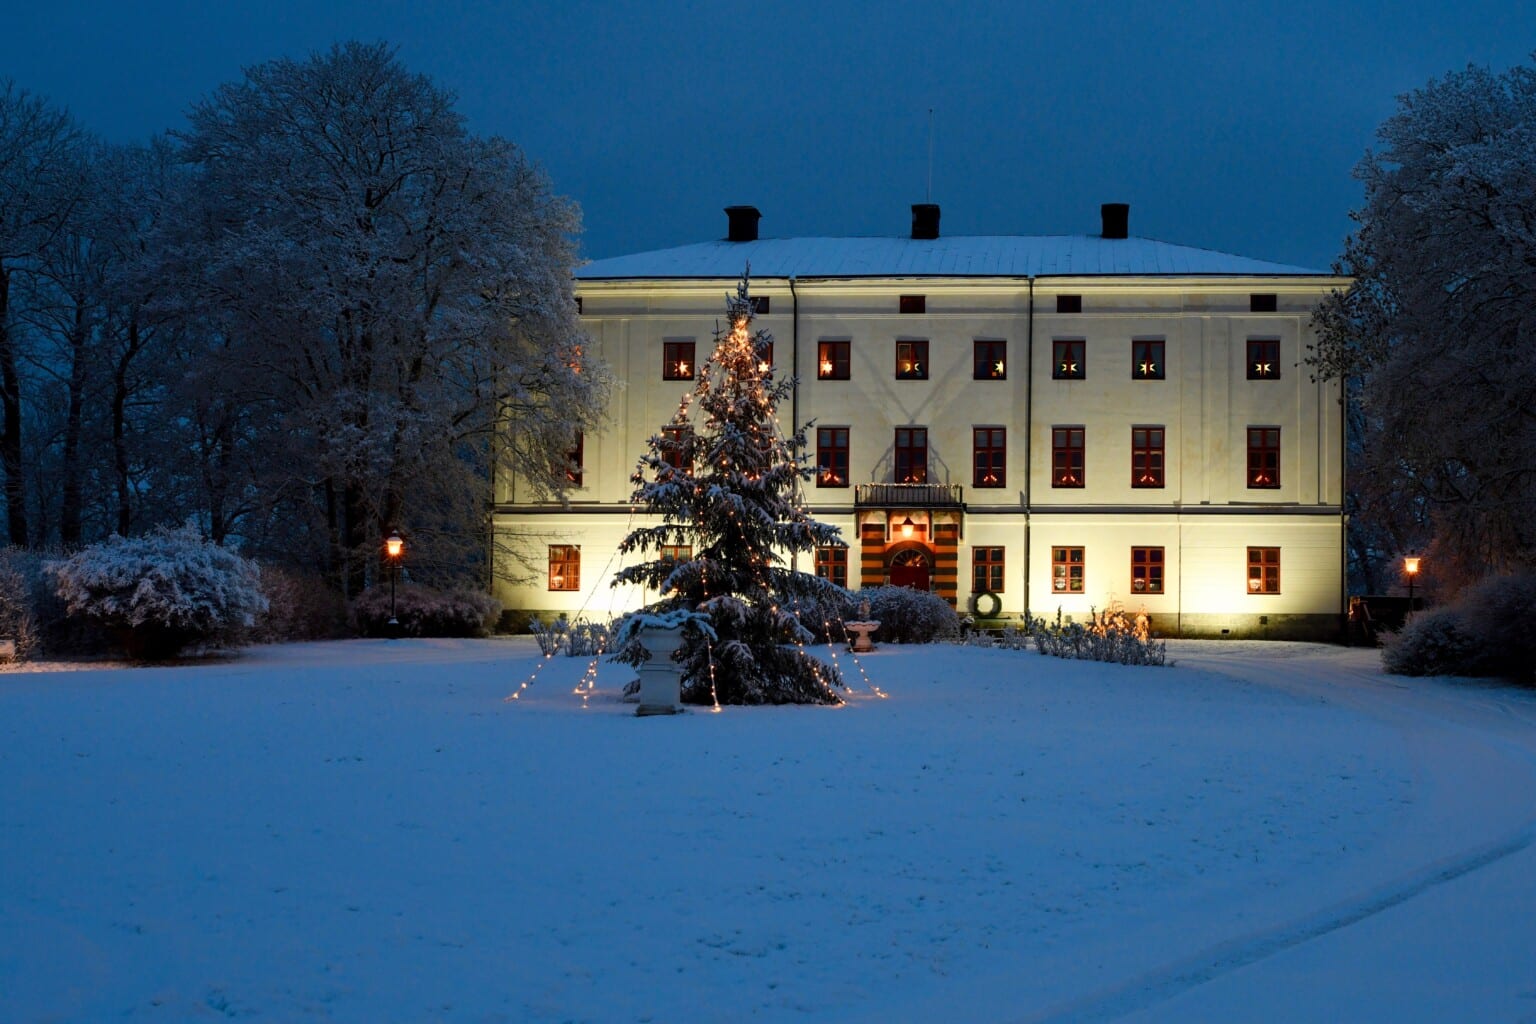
[
  {"xmin": 818, "ymin": 341, "xmax": 850, "ymax": 380},
  {"xmin": 1131, "ymin": 426, "xmax": 1164, "ymax": 488},
  {"xmin": 816, "ymin": 545, "xmax": 848, "ymax": 587},
  {"xmin": 1132, "ymin": 339, "xmax": 1165, "ymax": 380},
  {"xmin": 1247, "ymin": 547, "xmax": 1280, "ymax": 594},
  {"xmin": 1250, "ymin": 293, "xmax": 1277, "ymax": 313},
  {"xmin": 973, "ymin": 427, "xmax": 1005, "ymax": 488},
  {"xmin": 1248, "ymin": 339, "xmax": 1280, "ymax": 380},
  {"xmin": 1052, "ymin": 426, "xmax": 1084, "ymax": 488},
  {"xmin": 1053, "ymin": 339, "xmax": 1085, "ymax": 380},
  {"xmin": 663, "ymin": 340, "xmax": 695, "ymax": 380},
  {"xmin": 899, "ymin": 295, "xmax": 926, "ymax": 314},
  {"xmin": 895, "ymin": 340, "xmax": 928, "ymax": 380},
  {"xmin": 1052, "ymin": 546, "xmax": 1085, "ymax": 593},
  {"xmin": 1247, "ymin": 427, "xmax": 1280, "ymax": 488},
  {"xmin": 817, "ymin": 427, "xmax": 849, "ymax": 488},
  {"xmin": 574, "ymin": 296, "xmax": 583, "ymax": 314},
  {"xmin": 1057, "ymin": 294, "xmax": 1082, "ymax": 313},
  {"xmin": 973, "ymin": 546, "xmax": 1004, "ymax": 593},
  {"xmin": 659, "ymin": 544, "xmax": 691, "ymax": 564},
  {"xmin": 548, "ymin": 545, "xmax": 580, "ymax": 591},
  {"xmin": 561, "ymin": 431, "xmax": 584, "ymax": 487},
  {"xmin": 895, "ymin": 427, "xmax": 928, "ymax": 483},
  {"xmin": 974, "ymin": 340, "xmax": 1006, "ymax": 380},
  {"xmin": 661, "ymin": 426, "xmax": 691, "ymax": 472},
  {"xmin": 1131, "ymin": 546, "xmax": 1164, "ymax": 595},
  {"xmin": 754, "ymin": 340, "xmax": 774, "ymax": 375}
]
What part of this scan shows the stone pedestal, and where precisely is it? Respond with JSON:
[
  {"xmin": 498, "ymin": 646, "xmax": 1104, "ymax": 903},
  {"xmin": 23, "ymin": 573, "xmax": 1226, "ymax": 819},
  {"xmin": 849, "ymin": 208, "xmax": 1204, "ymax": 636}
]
[
  {"xmin": 636, "ymin": 625, "xmax": 685, "ymax": 716},
  {"xmin": 843, "ymin": 620, "xmax": 880, "ymax": 653}
]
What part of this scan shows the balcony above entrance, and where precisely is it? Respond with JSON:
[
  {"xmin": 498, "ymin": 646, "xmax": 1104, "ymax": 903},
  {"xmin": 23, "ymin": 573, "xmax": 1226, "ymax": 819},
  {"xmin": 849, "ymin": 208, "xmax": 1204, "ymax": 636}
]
[{"xmin": 855, "ymin": 483, "xmax": 965, "ymax": 509}]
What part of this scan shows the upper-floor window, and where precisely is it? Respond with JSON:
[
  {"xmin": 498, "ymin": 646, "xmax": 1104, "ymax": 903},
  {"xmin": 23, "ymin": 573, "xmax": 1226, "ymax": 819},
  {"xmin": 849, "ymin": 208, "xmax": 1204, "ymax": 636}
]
[
  {"xmin": 817, "ymin": 427, "xmax": 849, "ymax": 488},
  {"xmin": 750, "ymin": 296, "xmax": 770, "ymax": 314},
  {"xmin": 1247, "ymin": 546, "xmax": 1281, "ymax": 594},
  {"xmin": 1250, "ymin": 293, "xmax": 1278, "ymax": 313},
  {"xmin": 1052, "ymin": 546, "xmax": 1085, "ymax": 593},
  {"xmin": 973, "ymin": 546, "xmax": 1005, "ymax": 593},
  {"xmin": 755, "ymin": 340, "xmax": 773, "ymax": 375},
  {"xmin": 816, "ymin": 545, "xmax": 848, "ymax": 588},
  {"xmin": 895, "ymin": 427, "xmax": 928, "ymax": 483},
  {"xmin": 1247, "ymin": 427, "xmax": 1280, "ymax": 488},
  {"xmin": 1132, "ymin": 546, "xmax": 1165, "ymax": 595},
  {"xmin": 574, "ymin": 296, "xmax": 583, "ymax": 314},
  {"xmin": 1052, "ymin": 426, "xmax": 1085, "ymax": 488},
  {"xmin": 1053, "ymin": 339, "xmax": 1085, "ymax": 380},
  {"xmin": 896, "ymin": 340, "xmax": 928, "ymax": 380},
  {"xmin": 1132, "ymin": 339, "xmax": 1165, "ymax": 380},
  {"xmin": 1057, "ymin": 295, "xmax": 1082, "ymax": 314},
  {"xmin": 1131, "ymin": 426, "xmax": 1165, "ymax": 488},
  {"xmin": 661, "ymin": 425, "xmax": 691, "ymax": 473},
  {"xmin": 899, "ymin": 295, "xmax": 926, "ymax": 314},
  {"xmin": 1248, "ymin": 339, "xmax": 1280, "ymax": 380},
  {"xmin": 548, "ymin": 545, "xmax": 580, "ymax": 591},
  {"xmin": 974, "ymin": 339, "xmax": 1007, "ymax": 380},
  {"xmin": 818, "ymin": 340, "xmax": 850, "ymax": 380},
  {"xmin": 561, "ymin": 431, "xmax": 584, "ymax": 487},
  {"xmin": 973, "ymin": 427, "xmax": 1005, "ymax": 488},
  {"xmin": 663, "ymin": 340, "xmax": 695, "ymax": 380}
]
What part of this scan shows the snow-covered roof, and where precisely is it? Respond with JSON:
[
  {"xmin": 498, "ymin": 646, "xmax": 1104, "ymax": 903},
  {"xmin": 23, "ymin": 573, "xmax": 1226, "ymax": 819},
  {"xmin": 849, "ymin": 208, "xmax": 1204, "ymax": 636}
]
[{"xmin": 576, "ymin": 235, "xmax": 1324, "ymax": 281}]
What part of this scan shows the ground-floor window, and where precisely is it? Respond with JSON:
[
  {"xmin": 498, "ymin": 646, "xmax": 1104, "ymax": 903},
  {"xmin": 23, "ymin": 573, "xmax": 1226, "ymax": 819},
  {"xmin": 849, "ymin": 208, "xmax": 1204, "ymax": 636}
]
[
  {"xmin": 1247, "ymin": 546, "xmax": 1280, "ymax": 594},
  {"xmin": 973, "ymin": 546, "xmax": 1004, "ymax": 592},
  {"xmin": 548, "ymin": 545, "xmax": 580, "ymax": 591},
  {"xmin": 1051, "ymin": 546, "xmax": 1084, "ymax": 593},
  {"xmin": 815, "ymin": 545, "xmax": 848, "ymax": 587},
  {"xmin": 1131, "ymin": 546, "xmax": 1164, "ymax": 594}
]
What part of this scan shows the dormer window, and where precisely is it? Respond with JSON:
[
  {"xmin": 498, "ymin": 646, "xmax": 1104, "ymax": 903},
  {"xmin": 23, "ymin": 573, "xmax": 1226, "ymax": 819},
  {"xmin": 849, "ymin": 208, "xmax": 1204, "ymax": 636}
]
[{"xmin": 1057, "ymin": 295, "xmax": 1082, "ymax": 314}]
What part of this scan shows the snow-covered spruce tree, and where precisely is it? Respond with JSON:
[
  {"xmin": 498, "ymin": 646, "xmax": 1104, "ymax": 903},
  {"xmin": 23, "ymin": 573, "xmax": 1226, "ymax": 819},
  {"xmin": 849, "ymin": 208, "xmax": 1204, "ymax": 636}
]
[
  {"xmin": 47, "ymin": 524, "xmax": 267, "ymax": 660},
  {"xmin": 613, "ymin": 273, "xmax": 847, "ymax": 705}
]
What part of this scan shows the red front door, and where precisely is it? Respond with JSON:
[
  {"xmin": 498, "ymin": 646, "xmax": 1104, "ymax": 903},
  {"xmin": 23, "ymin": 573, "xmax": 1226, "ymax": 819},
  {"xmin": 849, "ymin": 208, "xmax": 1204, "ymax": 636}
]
[{"xmin": 889, "ymin": 549, "xmax": 931, "ymax": 591}]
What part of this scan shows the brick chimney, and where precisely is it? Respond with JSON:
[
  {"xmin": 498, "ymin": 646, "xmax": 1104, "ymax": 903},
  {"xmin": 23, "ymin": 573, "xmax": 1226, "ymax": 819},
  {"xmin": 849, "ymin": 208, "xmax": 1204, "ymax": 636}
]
[
  {"xmin": 725, "ymin": 205, "xmax": 761, "ymax": 242},
  {"xmin": 1101, "ymin": 203, "xmax": 1129, "ymax": 239},
  {"xmin": 911, "ymin": 203, "xmax": 940, "ymax": 240}
]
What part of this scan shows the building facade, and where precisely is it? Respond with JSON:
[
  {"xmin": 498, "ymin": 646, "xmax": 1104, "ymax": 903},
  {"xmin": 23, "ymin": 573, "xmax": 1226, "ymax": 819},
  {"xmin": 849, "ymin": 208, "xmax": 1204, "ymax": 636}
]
[{"xmin": 493, "ymin": 204, "xmax": 1347, "ymax": 640}]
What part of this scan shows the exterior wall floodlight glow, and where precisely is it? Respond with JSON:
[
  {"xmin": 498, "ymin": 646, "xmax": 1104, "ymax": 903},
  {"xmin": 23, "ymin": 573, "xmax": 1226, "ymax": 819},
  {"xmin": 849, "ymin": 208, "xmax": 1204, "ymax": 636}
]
[{"xmin": 900, "ymin": 515, "xmax": 915, "ymax": 539}]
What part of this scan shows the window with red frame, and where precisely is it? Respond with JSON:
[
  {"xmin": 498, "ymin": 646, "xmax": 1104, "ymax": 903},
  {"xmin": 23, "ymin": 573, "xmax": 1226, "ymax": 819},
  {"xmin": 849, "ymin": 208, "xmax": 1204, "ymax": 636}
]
[
  {"xmin": 895, "ymin": 340, "xmax": 928, "ymax": 380},
  {"xmin": 1247, "ymin": 427, "xmax": 1280, "ymax": 488},
  {"xmin": 1131, "ymin": 546, "xmax": 1164, "ymax": 595},
  {"xmin": 1247, "ymin": 547, "xmax": 1280, "ymax": 594},
  {"xmin": 661, "ymin": 426, "xmax": 691, "ymax": 472},
  {"xmin": 1247, "ymin": 339, "xmax": 1280, "ymax": 380},
  {"xmin": 659, "ymin": 544, "xmax": 691, "ymax": 565},
  {"xmin": 561, "ymin": 431, "xmax": 584, "ymax": 487},
  {"xmin": 899, "ymin": 295, "xmax": 926, "ymax": 314},
  {"xmin": 815, "ymin": 545, "xmax": 848, "ymax": 587},
  {"xmin": 1052, "ymin": 427, "xmax": 1084, "ymax": 487},
  {"xmin": 895, "ymin": 427, "xmax": 928, "ymax": 483},
  {"xmin": 1131, "ymin": 426, "xmax": 1164, "ymax": 488},
  {"xmin": 663, "ymin": 340, "xmax": 695, "ymax": 380},
  {"xmin": 973, "ymin": 546, "xmax": 1004, "ymax": 593},
  {"xmin": 817, "ymin": 341, "xmax": 850, "ymax": 380},
  {"xmin": 974, "ymin": 339, "xmax": 1006, "ymax": 380},
  {"xmin": 1053, "ymin": 339, "xmax": 1085, "ymax": 379},
  {"xmin": 816, "ymin": 427, "xmax": 849, "ymax": 487},
  {"xmin": 548, "ymin": 545, "xmax": 580, "ymax": 591},
  {"xmin": 1052, "ymin": 546, "xmax": 1084, "ymax": 593},
  {"xmin": 1132, "ymin": 339, "xmax": 1165, "ymax": 380},
  {"xmin": 973, "ymin": 427, "xmax": 1005, "ymax": 488}
]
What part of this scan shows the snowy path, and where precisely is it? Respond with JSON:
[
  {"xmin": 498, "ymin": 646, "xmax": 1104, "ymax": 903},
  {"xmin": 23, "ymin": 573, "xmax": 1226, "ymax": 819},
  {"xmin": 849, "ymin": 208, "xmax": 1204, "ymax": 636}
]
[{"xmin": 2, "ymin": 638, "xmax": 1534, "ymax": 1022}]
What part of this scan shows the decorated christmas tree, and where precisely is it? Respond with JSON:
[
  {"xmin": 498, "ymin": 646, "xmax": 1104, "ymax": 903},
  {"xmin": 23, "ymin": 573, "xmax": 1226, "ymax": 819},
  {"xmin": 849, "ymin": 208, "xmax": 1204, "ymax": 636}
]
[{"xmin": 614, "ymin": 272, "xmax": 847, "ymax": 704}]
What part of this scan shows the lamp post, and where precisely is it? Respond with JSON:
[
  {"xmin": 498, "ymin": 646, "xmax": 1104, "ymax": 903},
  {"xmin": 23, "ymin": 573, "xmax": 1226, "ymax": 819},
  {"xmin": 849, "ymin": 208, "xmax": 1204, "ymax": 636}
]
[
  {"xmin": 385, "ymin": 530, "xmax": 405, "ymax": 633},
  {"xmin": 1404, "ymin": 555, "xmax": 1421, "ymax": 610}
]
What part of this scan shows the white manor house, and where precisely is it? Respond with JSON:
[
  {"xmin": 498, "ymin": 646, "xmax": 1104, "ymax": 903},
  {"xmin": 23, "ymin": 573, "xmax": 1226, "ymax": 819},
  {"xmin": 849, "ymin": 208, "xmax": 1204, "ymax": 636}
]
[{"xmin": 493, "ymin": 204, "xmax": 1347, "ymax": 640}]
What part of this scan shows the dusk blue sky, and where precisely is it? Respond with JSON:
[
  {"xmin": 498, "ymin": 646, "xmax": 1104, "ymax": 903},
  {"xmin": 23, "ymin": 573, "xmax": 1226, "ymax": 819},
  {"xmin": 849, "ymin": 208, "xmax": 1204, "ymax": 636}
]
[{"xmin": 4, "ymin": 1, "xmax": 1531, "ymax": 270}]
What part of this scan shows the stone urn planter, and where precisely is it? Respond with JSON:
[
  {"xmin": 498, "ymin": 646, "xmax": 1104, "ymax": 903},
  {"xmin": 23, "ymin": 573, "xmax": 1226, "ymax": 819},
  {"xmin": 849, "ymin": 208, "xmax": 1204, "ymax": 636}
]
[{"xmin": 635, "ymin": 623, "xmax": 686, "ymax": 716}]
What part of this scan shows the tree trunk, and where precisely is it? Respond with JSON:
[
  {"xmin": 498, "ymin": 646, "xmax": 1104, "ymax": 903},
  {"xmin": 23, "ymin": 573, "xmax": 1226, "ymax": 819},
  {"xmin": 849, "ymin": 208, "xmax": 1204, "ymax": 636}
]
[
  {"xmin": 112, "ymin": 319, "xmax": 139, "ymax": 536},
  {"xmin": 0, "ymin": 266, "xmax": 28, "ymax": 546},
  {"xmin": 59, "ymin": 298, "xmax": 88, "ymax": 545}
]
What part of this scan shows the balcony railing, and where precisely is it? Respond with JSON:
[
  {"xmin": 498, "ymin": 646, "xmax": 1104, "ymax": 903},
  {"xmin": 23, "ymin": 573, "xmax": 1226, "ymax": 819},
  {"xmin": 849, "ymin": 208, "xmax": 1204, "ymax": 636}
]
[{"xmin": 855, "ymin": 483, "xmax": 965, "ymax": 508}]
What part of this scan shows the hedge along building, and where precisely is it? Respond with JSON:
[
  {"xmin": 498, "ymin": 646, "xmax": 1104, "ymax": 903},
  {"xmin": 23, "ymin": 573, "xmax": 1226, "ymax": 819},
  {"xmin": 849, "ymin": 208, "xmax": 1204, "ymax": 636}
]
[{"xmin": 492, "ymin": 204, "xmax": 1348, "ymax": 640}]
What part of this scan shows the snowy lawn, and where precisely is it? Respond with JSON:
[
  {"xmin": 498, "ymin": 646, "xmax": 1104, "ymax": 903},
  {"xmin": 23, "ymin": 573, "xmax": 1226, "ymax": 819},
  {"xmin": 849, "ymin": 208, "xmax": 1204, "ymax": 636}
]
[{"xmin": 3, "ymin": 638, "xmax": 1535, "ymax": 1022}]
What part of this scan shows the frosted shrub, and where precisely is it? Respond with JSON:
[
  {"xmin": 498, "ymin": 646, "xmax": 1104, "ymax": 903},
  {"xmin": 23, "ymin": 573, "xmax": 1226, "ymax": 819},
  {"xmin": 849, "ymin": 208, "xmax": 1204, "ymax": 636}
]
[
  {"xmin": 350, "ymin": 584, "xmax": 501, "ymax": 638},
  {"xmin": 1381, "ymin": 608, "xmax": 1477, "ymax": 677},
  {"xmin": 528, "ymin": 616, "xmax": 613, "ymax": 657},
  {"xmin": 859, "ymin": 587, "xmax": 962, "ymax": 644},
  {"xmin": 1382, "ymin": 572, "xmax": 1536, "ymax": 682},
  {"xmin": 1029, "ymin": 609, "xmax": 1168, "ymax": 667},
  {"xmin": 47, "ymin": 526, "xmax": 267, "ymax": 661},
  {"xmin": 0, "ymin": 551, "xmax": 40, "ymax": 662},
  {"xmin": 252, "ymin": 565, "xmax": 347, "ymax": 642}
]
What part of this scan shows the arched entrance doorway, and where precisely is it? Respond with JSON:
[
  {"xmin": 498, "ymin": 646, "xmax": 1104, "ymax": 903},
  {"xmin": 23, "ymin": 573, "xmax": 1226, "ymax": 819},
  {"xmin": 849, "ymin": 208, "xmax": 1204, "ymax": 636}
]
[{"xmin": 889, "ymin": 548, "xmax": 932, "ymax": 592}]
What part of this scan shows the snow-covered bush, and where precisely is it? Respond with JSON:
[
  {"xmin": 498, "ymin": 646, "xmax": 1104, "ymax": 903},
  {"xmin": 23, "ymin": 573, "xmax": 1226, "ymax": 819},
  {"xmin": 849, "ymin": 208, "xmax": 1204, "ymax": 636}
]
[
  {"xmin": 780, "ymin": 586, "xmax": 856, "ymax": 643},
  {"xmin": 47, "ymin": 526, "xmax": 268, "ymax": 661},
  {"xmin": 528, "ymin": 615, "xmax": 614, "ymax": 657},
  {"xmin": 1028, "ymin": 609, "xmax": 1168, "ymax": 667},
  {"xmin": 857, "ymin": 587, "xmax": 962, "ymax": 644},
  {"xmin": 350, "ymin": 583, "xmax": 501, "ymax": 638},
  {"xmin": 252, "ymin": 565, "xmax": 348, "ymax": 642},
  {"xmin": 1382, "ymin": 572, "xmax": 1536, "ymax": 682},
  {"xmin": 0, "ymin": 550, "xmax": 40, "ymax": 662}
]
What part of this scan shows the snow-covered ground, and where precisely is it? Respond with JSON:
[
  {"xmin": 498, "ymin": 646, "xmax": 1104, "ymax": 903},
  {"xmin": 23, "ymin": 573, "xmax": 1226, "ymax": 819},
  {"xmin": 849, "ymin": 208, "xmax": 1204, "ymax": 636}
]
[{"xmin": 3, "ymin": 637, "xmax": 1535, "ymax": 1023}]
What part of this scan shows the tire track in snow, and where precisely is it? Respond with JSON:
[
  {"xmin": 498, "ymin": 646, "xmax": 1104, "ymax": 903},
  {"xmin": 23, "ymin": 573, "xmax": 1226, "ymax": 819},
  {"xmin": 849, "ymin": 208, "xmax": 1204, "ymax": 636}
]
[{"xmin": 1015, "ymin": 819, "xmax": 1536, "ymax": 1024}]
